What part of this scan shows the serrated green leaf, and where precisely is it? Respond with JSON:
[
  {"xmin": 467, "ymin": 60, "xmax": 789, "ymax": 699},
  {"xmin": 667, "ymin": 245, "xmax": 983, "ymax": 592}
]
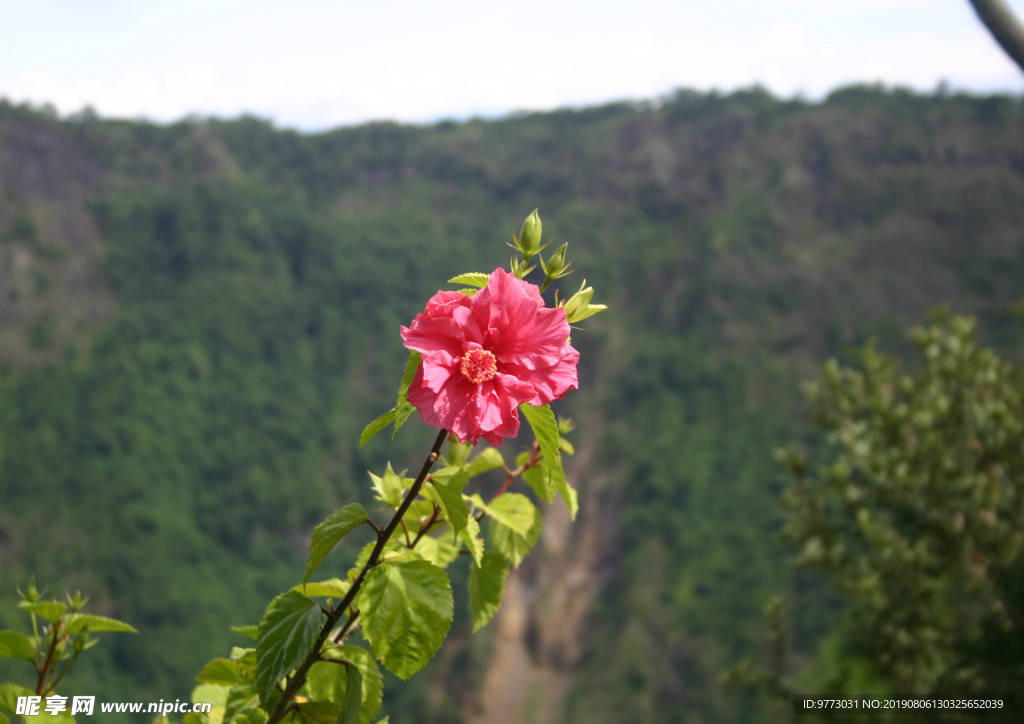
[
  {"xmin": 307, "ymin": 645, "xmax": 382, "ymax": 724},
  {"xmin": 489, "ymin": 507, "xmax": 543, "ymax": 568},
  {"xmin": 552, "ymin": 471, "xmax": 579, "ymax": 521},
  {"xmin": 519, "ymin": 404, "xmax": 578, "ymax": 519},
  {"xmin": 448, "ymin": 272, "xmax": 490, "ymax": 288},
  {"xmin": 473, "ymin": 493, "xmax": 536, "ymax": 537},
  {"xmin": 304, "ymin": 503, "xmax": 370, "ymax": 584},
  {"xmin": 294, "ymin": 578, "xmax": 351, "ymax": 599},
  {"xmin": 64, "ymin": 613, "xmax": 137, "ymax": 633},
  {"xmin": 522, "ymin": 465, "xmax": 557, "ymax": 503},
  {"xmin": 428, "ymin": 466, "xmax": 468, "ymax": 489},
  {"xmin": 17, "ymin": 600, "xmax": 66, "ymax": 623},
  {"xmin": 0, "ymin": 631, "xmax": 35, "ymax": 660},
  {"xmin": 375, "ymin": 718, "xmax": 389, "ymax": 724},
  {"xmin": 360, "ymin": 409, "xmax": 397, "ymax": 449},
  {"xmin": 469, "ymin": 551, "xmax": 509, "ymax": 632},
  {"xmin": 458, "ymin": 517, "xmax": 484, "ymax": 566},
  {"xmin": 465, "ymin": 447, "xmax": 505, "ymax": 477},
  {"xmin": 358, "ymin": 560, "xmax": 453, "ymax": 680},
  {"xmin": 230, "ymin": 646, "xmax": 256, "ymax": 660},
  {"xmin": 232, "ymin": 625, "xmax": 259, "ymax": 640},
  {"xmin": 412, "ymin": 532, "xmax": 460, "ymax": 569},
  {"xmin": 196, "ymin": 658, "xmax": 241, "ymax": 685},
  {"xmin": 431, "ymin": 472, "xmax": 470, "ymax": 538},
  {"xmin": 255, "ymin": 591, "xmax": 325, "ymax": 704}
]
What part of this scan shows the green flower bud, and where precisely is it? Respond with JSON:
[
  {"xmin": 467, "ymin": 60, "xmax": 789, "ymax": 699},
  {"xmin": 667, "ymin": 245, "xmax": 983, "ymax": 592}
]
[
  {"xmin": 545, "ymin": 242, "xmax": 567, "ymax": 275},
  {"xmin": 539, "ymin": 242, "xmax": 573, "ymax": 292},
  {"xmin": 20, "ymin": 575, "xmax": 41, "ymax": 603},
  {"xmin": 519, "ymin": 209, "xmax": 543, "ymax": 260},
  {"xmin": 563, "ymin": 279, "xmax": 608, "ymax": 324},
  {"xmin": 510, "ymin": 256, "xmax": 535, "ymax": 280},
  {"xmin": 68, "ymin": 590, "xmax": 89, "ymax": 612}
]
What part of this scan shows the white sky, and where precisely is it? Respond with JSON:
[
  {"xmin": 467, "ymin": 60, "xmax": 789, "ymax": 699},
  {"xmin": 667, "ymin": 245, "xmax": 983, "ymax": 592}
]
[{"xmin": 2, "ymin": 0, "xmax": 1023, "ymax": 131}]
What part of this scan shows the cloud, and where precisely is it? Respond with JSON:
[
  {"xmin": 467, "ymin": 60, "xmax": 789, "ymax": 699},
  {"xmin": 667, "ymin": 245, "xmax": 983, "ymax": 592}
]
[{"xmin": 1, "ymin": 0, "xmax": 1022, "ymax": 130}]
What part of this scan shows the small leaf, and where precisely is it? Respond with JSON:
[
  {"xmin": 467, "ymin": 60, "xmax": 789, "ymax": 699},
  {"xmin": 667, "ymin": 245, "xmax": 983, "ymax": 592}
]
[
  {"xmin": 304, "ymin": 504, "xmax": 370, "ymax": 584},
  {"xmin": 469, "ymin": 551, "xmax": 509, "ymax": 632},
  {"xmin": 63, "ymin": 614, "xmax": 137, "ymax": 633},
  {"xmin": 448, "ymin": 272, "xmax": 490, "ymax": 288},
  {"xmin": 447, "ymin": 439, "xmax": 472, "ymax": 467},
  {"xmin": 255, "ymin": 591, "xmax": 325, "ymax": 705},
  {"xmin": 474, "ymin": 493, "xmax": 536, "ymax": 537},
  {"xmin": 231, "ymin": 625, "xmax": 259, "ymax": 640},
  {"xmin": 392, "ymin": 351, "xmax": 422, "ymax": 440},
  {"xmin": 0, "ymin": 631, "xmax": 35, "ymax": 660},
  {"xmin": 465, "ymin": 448, "xmax": 505, "ymax": 477},
  {"xmin": 360, "ymin": 409, "xmax": 397, "ymax": 449},
  {"xmin": 294, "ymin": 579, "xmax": 351, "ymax": 599},
  {"xmin": 519, "ymin": 404, "xmax": 578, "ymax": 519},
  {"xmin": 358, "ymin": 560, "xmax": 454, "ymax": 680},
  {"xmin": 17, "ymin": 600, "xmax": 66, "ymax": 623},
  {"xmin": 559, "ymin": 437, "xmax": 575, "ymax": 455},
  {"xmin": 413, "ymin": 532, "xmax": 460, "ymax": 569},
  {"xmin": 196, "ymin": 658, "xmax": 241, "ymax": 685},
  {"xmin": 431, "ymin": 472, "xmax": 470, "ymax": 538},
  {"xmin": 459, "ymin": 517, "xmax": 485, "ymax": 566},
  {"xmin": 428, "ymin": 465, "xmax": 468, "ymax": 489},
  {"xmin": 489, "ymin": 508, "xmax": 543, "ymax": 568}
]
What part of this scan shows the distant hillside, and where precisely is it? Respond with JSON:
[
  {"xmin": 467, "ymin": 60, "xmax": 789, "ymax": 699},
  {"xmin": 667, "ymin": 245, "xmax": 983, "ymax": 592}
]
[{"xmin": 1, "ymin": 87, "xmax": 1023, "ymax": 723}]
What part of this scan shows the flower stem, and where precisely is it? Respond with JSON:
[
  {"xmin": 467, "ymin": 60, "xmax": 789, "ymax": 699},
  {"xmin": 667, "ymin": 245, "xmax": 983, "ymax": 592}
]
[{"xmin": 265, "ymin": 428, "xmax": 448, "ymax": 724}]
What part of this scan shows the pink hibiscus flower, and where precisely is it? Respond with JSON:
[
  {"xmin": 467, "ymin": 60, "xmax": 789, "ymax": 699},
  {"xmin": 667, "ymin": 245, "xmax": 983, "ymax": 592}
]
[{"xmin": 400, "ymin": 268, "xmax": 580, "ymax": 446}]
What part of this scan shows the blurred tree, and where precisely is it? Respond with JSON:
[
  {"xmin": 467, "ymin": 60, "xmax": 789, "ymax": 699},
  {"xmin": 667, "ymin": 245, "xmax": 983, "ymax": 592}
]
[
  {"xmin": 969, "ymin": 0, "xmax": 1024, "ymax": 71},
  {"xmin": 731, "ymin": 312, "xmax": 1024, "ymax": 722}
]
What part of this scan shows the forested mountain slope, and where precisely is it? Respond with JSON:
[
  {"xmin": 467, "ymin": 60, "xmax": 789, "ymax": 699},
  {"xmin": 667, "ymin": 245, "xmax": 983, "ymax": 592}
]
[{"xmin": 0, "ymin": 87, "xmax": 1023, "ymax": 723}]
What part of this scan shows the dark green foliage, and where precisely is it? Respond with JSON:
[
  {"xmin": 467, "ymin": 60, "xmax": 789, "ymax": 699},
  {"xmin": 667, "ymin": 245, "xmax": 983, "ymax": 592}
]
[{"xmin": 738, "ymin": 314, "xmax": 1024, "ymax": 723}]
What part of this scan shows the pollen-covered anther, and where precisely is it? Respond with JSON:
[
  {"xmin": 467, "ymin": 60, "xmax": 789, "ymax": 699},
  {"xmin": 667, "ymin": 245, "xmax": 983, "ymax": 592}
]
[{"xmin": 460, "ymin": 349, "xmax": 498, "ymax": 384}]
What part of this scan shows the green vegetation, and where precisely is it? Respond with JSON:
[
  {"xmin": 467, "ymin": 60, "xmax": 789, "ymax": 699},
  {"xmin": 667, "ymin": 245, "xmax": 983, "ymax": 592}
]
[
  {"xmin": 729, "ymin": 313, "xmax": 1024, "ymax": 721},
  {"xmin": 0, "ymin": 86, "xmax": 1023, "ymax": 722}
]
